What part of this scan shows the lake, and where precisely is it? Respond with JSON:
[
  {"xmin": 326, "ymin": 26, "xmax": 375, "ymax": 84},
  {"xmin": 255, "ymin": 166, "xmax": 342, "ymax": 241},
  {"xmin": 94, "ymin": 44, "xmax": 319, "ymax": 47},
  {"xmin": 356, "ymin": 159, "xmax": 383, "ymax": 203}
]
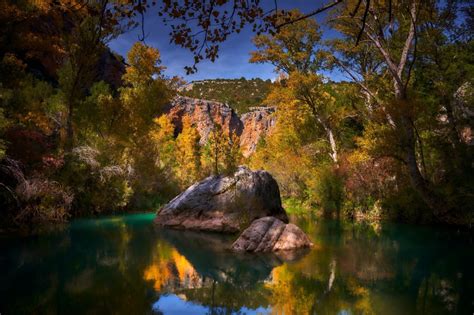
[{"xmin": 0, "ymin": 213, "xmax": 472, "ymax": 314}]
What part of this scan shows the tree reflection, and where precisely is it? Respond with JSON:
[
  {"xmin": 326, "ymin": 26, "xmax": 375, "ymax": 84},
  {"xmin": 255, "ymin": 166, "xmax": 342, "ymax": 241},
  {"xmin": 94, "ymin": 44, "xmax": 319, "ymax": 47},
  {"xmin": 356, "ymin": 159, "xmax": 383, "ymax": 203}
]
[{"xmin": 1, "ymin": 215, "xmax": 472, "ymax": 315}]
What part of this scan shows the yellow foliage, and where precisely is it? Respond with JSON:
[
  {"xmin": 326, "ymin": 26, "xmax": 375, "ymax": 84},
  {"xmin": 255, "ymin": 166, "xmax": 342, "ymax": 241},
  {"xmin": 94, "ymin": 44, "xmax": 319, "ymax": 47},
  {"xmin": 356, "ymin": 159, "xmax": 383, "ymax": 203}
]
[
  {"xmin": 143, "ymin": 242, "xmax": 198, "ymax": 292},
  {"xmin": 123, "ymin": 42, "xmax": 165, "ymax": 87},
  {"xmin": 250, "ymin": 9, "xmax": 323, "ymax": 74},
  {"xmin": 175, "ymin": 116, "xmax": 201, "ymax": 187},
  {"xmin": 202, "ymin": 123, "xmax": 242, "ymax": 176}
]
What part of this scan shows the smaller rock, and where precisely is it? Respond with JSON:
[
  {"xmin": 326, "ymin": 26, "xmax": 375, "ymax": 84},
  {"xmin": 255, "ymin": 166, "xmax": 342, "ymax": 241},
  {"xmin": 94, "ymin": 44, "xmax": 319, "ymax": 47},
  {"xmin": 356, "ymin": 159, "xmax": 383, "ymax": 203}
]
[{"xmin": 232, "ymin": 217, "xmax": 313, "ymax": 252}]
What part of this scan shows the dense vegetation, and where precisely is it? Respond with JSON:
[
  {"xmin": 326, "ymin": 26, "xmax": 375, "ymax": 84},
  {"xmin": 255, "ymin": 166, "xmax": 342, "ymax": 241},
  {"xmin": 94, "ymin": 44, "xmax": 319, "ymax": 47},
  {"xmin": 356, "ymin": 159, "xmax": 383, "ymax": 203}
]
[
  {"xmin": 249, "ymin": 7, "xmax": 473, "ymax": 224},
  {"xmin": 180, "ymin": 78, "xmax": 273, "ymax": 113},
  {"xmin": 0, "ymin": 0, "xmax": 472, "ymax": 228},
  {"xmin": 0, "ymin": 1, "xmax": 242, "ymax": 228}
]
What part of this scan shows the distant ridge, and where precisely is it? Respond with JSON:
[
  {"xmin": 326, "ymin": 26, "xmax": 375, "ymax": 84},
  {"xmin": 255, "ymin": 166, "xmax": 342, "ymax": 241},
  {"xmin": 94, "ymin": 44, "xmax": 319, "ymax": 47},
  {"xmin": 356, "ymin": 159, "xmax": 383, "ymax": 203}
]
[{"xmin": 179, "ymin": 78, "xmax": 273, "ymax": 114}]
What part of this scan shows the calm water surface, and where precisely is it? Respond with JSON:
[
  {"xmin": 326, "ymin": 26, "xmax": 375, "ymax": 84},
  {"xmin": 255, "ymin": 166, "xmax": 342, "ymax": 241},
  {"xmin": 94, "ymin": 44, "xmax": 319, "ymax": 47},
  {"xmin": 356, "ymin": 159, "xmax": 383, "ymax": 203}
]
[{"xmin": 0, "ymin": 213, "xmax": 473, "ymax": 314}]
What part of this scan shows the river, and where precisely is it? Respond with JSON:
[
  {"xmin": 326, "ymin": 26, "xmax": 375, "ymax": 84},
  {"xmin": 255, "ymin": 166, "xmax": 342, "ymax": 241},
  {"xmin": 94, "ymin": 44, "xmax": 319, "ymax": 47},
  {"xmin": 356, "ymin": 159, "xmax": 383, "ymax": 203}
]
[{"xmin": 1, "ymin": 213, "xmax": 472, "ymax": 314}]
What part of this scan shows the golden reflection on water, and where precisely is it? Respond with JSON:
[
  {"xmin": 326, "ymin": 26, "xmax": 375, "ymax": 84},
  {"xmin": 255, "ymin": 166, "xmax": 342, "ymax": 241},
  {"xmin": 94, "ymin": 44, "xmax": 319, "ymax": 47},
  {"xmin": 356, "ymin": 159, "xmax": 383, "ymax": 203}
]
[
  {"xmin": 1, "ymin": 214, "xmax": 471, "ymax": 315},
  {"xmin": 143, "ymin": 241, "xmax": 201, "ymax": 291},
  {"xmin": 141, "ymin": 220, "xmax": 464, "ymax": 315}
]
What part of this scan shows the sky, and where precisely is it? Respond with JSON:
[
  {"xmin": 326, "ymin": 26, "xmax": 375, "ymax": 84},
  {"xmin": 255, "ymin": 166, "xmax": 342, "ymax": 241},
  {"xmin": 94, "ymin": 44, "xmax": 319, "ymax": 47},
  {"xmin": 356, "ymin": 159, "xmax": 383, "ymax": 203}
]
[{"xmin": 108, "ymin": 1, "xmax": 345, "ymax": 83}]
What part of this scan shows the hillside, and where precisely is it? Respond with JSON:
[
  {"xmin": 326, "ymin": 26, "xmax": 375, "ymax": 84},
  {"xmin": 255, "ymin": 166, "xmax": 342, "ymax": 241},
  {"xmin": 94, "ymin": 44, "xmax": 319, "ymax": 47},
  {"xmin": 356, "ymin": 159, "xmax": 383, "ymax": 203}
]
[{"xmin": 180, "ymin": 78, "xmax": 273, "ymax": 114}]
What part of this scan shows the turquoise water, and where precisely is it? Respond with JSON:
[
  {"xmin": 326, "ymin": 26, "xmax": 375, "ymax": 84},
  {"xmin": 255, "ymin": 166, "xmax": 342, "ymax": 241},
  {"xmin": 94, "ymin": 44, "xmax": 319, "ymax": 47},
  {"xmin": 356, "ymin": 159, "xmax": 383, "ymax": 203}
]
[{"xmin": 0, "ymin": 213, "xmax": 473, "ymax": 314}]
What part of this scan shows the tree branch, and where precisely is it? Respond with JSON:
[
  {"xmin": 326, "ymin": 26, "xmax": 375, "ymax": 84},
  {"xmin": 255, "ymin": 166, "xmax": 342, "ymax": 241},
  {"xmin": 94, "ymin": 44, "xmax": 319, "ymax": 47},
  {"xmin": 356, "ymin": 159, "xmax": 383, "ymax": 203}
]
[
  {"xmin": 397, "ymin": 1, "xmax": 417, "ymax": 80},
  {"xmin": 276, "ymin": 0, "xmax": 343, "ymax": 29}
]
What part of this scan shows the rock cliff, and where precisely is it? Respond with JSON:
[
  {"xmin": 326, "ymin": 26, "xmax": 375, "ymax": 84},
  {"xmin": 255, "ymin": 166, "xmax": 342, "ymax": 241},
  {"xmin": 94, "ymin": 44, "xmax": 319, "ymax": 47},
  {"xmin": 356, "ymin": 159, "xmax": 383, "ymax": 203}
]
[
  {"xmin": 167, "ymin": 97, "xmax": 275, "ymax": 156},
  {"xmin": 240, "ymin": 107, "xmax": 276, "ymax": 156}
]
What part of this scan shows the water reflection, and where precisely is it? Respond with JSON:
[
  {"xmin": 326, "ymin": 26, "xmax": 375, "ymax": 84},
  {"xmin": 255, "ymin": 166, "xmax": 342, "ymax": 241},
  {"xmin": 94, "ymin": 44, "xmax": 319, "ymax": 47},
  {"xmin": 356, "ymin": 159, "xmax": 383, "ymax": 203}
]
[{"xmin": 0, "ymin": 213, "xmax": 472, "ymax": 314}]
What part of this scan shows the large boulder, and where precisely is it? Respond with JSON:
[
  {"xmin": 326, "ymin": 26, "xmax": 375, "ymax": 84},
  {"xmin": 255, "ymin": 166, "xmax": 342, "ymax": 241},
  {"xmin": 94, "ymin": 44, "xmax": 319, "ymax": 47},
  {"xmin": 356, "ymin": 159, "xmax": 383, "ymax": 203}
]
[
  {"xmin": 154, "ymin": 166, "xmax": 288, "ymax": 233},
  {"xmin": 231, "ymin": 216, "xmax": 313, "ymax": 252}
]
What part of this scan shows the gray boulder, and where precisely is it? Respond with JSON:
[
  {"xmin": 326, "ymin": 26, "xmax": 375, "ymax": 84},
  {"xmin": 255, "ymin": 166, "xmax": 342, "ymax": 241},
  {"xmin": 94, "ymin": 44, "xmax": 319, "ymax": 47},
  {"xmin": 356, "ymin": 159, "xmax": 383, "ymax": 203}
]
[
  {"xmin": 154, "ymin": 166, "xmax": 288, "ymax": 233},
  {"xmin": 232, "ymin": 216, "xmax": 313, "ymax": 252}
]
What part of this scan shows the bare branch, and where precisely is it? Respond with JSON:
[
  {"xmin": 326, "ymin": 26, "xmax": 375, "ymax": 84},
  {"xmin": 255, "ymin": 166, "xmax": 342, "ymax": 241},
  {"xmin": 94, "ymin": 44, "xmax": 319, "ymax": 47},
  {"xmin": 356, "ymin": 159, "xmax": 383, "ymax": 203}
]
[
  {"xmin": 276, "ymin": 0, "xmax": 343, "ymax": 29},
  {"xmin": 364, "ymin": 31, "xmax": 403, "ymax": 88},
  {"xmin": 332, "ymin": 56, "xmax": 380, "ymax": 105},
  {"xmin": 350, "ymin": 0, "xmax": 363, "ymax": 17},
  {"xmin": 397, "ymin": 1, "xmax": 417, "ymax": 79},
  {"xmin": 356, "ymin": 0, "xmax": 370, "ymax": 45}
]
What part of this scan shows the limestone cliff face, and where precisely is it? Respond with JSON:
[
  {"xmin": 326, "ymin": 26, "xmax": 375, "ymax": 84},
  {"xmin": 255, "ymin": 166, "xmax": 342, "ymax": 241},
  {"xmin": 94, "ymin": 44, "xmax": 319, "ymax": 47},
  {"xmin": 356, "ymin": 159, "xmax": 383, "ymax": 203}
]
[
  {"xmin": 240, "ymin": 107, "xmax": 276, "ymax": 157},
  {"xmin": 167, "ymin": 97, "xmax": 275, "ymax": 156},
  {"xmin": 167, "ymin": 97, "xmax": 242, "ymax": 144}
]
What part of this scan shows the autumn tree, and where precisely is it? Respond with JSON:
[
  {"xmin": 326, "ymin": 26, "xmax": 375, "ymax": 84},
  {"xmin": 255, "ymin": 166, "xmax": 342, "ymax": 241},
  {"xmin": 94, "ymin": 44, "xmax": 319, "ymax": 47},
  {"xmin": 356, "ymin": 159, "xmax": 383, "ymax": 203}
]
[
  {"xmin": 223, "ymin": 131, "xmax": 242, "ymax": 175},
  {"xmin": 250, "ymin": 9, "xmax": 324, "ymax": 74},
  {"xmin": 59, "ymin": 0, "xmax": 123, "ymax": 150},
  {"xmin": 119, "ymin": 42, "xmax": 173, "ymax": 144},
  {"xmin": 150, "ymin": 115, "xmax": 177, "ymax": 171},
  {"xmin": 329, "ymin": 0, "xmax": 472, "ymax": 218},
  {"xmin": 289, "ymin": 73, "xmax": 353, "ymax": 164},
  {"xmin": 204, "ymin": 123, "xmax": 242, "ymax": 176},
  {"xmin": 175, "ymin": 116, "xmax": 201, "ymax": 187}
]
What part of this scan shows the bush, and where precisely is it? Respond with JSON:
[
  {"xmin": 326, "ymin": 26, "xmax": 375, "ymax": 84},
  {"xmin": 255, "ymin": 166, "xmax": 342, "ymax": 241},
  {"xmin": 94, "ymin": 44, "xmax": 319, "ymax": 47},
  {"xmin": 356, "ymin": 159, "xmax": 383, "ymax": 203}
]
[
  {"xmin": 315, "ymin": 166, "xmax": 344, "ymax": 218},
  {"xmin": 15, "ymin": 178, "xmax": 73, "ymax": 224},
  {"xmin": 60, "ymin": 146, "xmax": 132, "ymax": 215}
]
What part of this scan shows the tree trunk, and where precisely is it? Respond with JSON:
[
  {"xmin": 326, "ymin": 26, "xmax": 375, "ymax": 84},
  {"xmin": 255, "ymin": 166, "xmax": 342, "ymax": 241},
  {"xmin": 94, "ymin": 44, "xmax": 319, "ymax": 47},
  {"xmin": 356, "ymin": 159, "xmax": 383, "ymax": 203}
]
[
  {"xmin": 395, "ymin": 90, "xmax": 450, "ymax": 218},
  {"xmin": 326, "ymin": 127, "xmax": 338, "ymax": 164}
]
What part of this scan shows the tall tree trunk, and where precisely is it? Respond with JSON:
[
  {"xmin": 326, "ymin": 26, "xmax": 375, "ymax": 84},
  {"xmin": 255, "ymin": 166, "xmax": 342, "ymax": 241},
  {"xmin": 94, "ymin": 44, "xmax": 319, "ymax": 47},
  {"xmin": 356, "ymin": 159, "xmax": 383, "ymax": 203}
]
[
  {"xmin": 395, "ymin": 86, "xmax": 450, "ymax": 217},
  {"xmin": 399, "ymin": 113, "xmax": 447, "ymax": 216},
  {"xmin": 326, "ymin": 127, "xmax": 338, "ymax": 164}
]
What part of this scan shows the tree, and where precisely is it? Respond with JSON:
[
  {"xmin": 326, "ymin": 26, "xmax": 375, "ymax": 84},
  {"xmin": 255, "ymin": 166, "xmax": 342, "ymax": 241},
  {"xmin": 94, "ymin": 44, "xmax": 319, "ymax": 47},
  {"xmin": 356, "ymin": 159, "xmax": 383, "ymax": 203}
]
[
  {"xmin": 204, "ymin": 123, "xmax": 241, "ymax": 176},
  {"xmin": 223, "ymin": 131, "xmax": 242, "ymax": 175},
  {"xmin": 59, "ymin": 0, "xmax": 122, "ymax": 150},
  {"xmin": 175, "ymin": 116, "xmax": 201, "ymax": 186},
  {"xmin": 150, "ymin": 114, "xmax": 177, "ymax": 171},
  {"xmin": 119, "ymin": 42, "xmax": 173, "ymax": 145},
  {"xmin": 330, "ymin": 0, "xmax": 459, "ymax": 217},
  {"xmin": 250, "ymin": 9, "xmax": 324, "ymax": 74},
  {"xmin": 286, "ymin": 72, "xmax": 353, "ymax": 164}
]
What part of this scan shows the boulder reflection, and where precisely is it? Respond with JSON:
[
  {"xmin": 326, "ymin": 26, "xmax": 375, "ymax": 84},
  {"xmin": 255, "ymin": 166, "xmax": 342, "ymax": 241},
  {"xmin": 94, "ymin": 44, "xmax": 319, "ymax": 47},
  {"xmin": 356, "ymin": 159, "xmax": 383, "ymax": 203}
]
[
  {"xmin": 145, "ymin": 228, "xmax": 309, "ymax": 313},
  {"xmin": 0, "ymin": 214, "xmax": 472, "ymax": 315}
]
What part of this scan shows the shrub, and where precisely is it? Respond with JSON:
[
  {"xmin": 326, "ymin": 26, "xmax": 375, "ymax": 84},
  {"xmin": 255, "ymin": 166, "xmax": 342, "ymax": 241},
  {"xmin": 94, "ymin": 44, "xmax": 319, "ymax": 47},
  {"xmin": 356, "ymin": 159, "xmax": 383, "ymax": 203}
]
[
  {"xmin": 60, "ymin": 146, "xmax": 132, "ymax": 215},
  {"xmin": 14, "ymin": 178, "xmax": 73, "ymax": 224},
  {"xmin": 315, "ymin": 165, "xmax": 344, "ymax": 218}
]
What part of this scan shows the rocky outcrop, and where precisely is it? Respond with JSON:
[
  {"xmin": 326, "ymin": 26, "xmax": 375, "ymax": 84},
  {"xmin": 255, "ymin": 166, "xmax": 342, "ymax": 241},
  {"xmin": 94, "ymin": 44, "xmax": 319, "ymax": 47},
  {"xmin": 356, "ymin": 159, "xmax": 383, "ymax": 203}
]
[
  {"xmin": 240, "ymin": 107, "xmax": 276, "ymax": 157},
  {"xmin": 166, "ymin": 97, "xmax": 275, "ymax": 156},
  {"xmin": 167, "ymin": 96, "xmax": 243, "ymax": 145},
  {"xmin": 154, "ymin": 166, "xmax": 288, "ymax": 233},
  {"xmin": 232, "ymin": 216, "xmax": 313, "ymax": 252}
]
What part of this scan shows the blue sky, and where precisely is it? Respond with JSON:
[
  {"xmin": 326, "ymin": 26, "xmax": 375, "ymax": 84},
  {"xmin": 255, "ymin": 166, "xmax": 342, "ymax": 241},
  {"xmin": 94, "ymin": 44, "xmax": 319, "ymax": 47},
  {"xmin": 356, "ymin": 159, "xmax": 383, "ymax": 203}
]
[{"xmin": 108, "ymin": 1, "xmax": 344, "ymax": 82}]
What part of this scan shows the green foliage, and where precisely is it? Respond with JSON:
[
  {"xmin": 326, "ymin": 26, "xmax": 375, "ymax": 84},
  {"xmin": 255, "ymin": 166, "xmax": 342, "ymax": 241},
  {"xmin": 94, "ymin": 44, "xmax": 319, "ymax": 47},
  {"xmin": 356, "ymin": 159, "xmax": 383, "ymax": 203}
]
[
  {"xmin": 1, "ymin": 0, "xmax": 473, "ymax": 227},
  {"xmin": 181, "ymin": 78, "xmax": 273, "ymax": 113},
  {"xmin": 314, "ymin": 166, "xmax": 345, "ymax": 218},
  {"xmin": 59, "ymin": 146, "xmax": 132, "ymax": 215},
  {"xmin": 282, "ymin": 198, "xmax": 311, "ymax": 215}
]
